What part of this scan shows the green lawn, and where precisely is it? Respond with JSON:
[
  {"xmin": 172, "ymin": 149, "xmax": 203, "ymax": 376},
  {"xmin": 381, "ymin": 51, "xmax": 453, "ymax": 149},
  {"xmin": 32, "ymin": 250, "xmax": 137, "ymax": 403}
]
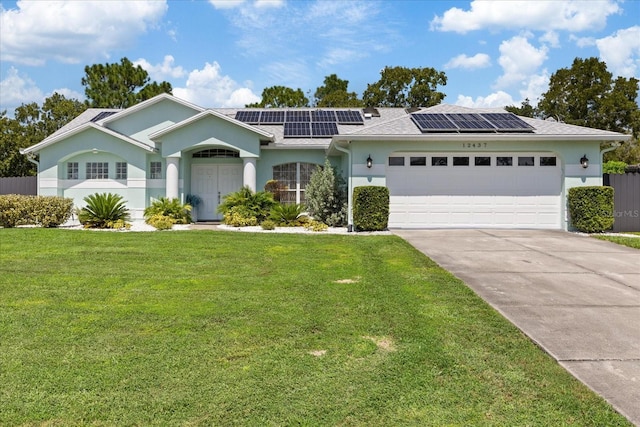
[
  {"xmin": 593, "ymin": 234, "xmax": 640, "ymax": 249},
  {"xmin": 0, "ymin": 229, "xmax": 630, "ymax": 426}
]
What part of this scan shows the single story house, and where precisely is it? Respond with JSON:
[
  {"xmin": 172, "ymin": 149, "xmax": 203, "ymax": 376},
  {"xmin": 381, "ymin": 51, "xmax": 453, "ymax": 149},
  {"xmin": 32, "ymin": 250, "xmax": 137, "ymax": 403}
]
[{"xmin": 21, "ymin": 93, "xmax": 630, "ymax": 229}]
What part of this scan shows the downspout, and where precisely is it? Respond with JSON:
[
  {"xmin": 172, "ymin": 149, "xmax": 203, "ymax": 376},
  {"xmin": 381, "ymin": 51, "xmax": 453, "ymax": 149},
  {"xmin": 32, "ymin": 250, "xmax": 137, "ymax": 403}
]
[
  {"xmin": 26, "ymin": 154, "xmax": 40, "ymax": 196},
  {"xmin": 334, "ymin": 142, "xmax": 353, "ymax": 231},
  {"xmin": 600, "ymin": 143, "xmax": 620, "ymax": 176}
]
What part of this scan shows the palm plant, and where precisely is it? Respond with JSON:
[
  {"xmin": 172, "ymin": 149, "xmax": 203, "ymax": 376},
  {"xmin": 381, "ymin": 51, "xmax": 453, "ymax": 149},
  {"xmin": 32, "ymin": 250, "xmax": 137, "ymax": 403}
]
[
  {"xmin": 78, "ymin": 193, "xmax": 130, "ymax": 228},
  {"xmin": 217, "ymin": 186, "xmax": 276, "ymax": 223},
  {"xmin": 144, "ymin": 197, "xmax": 192, "ymax": 224},
  {"xmin": 269, "ymin": 203, "xmax": 306, "ymax": 226}
]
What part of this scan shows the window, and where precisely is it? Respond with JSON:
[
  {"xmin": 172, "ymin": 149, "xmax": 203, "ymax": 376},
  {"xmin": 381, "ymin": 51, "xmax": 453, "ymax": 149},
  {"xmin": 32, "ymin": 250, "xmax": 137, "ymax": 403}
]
[
  {"xmin": 540, "ymin": 156, "xmax": 557, "ymax": 166},
  {"xmin": 388, "ymin": 157, "xmax": 405, "ymax": 166},
  {"xmin": 410, "ymin": 156, "xmax": 426, "ymax": 166},
  {"xmin": 432, "ymin": 156, "xmax": 447, "ymax": 166},
  {"xmin": 86, "ymin": 162, "xmax": 108, "ymax": 179},
  {"xmin": 497, "ymin": 156, "xmax": 513, "ymax": 166},
  {"xmin": 518, "ymin": 156, "xmax": 534, "ymax": 166},
  {"xmin": 116, "ymin": 162, "xmax": 127, "ymax": 180},
  {"xmin": 453, "ymin": 156, "xmax": 469, "ymax": 166},
  {"xmin": 150, "ymin": 161, "xmax": 162, "ymax": 179},
  {"xmin": 272, "ymin": 162, "xmax": 318, "ymax": 204},
  {"xmin": 475, "ymin": 156, "xmax": 491, "ymax": 166},
  {"xmin": 192, "ymin": 149, "xmax": 239, "ymax": 158},
  {"xmin": 67, "ymin": 162, "xmax": 78, "ymax": 179}
]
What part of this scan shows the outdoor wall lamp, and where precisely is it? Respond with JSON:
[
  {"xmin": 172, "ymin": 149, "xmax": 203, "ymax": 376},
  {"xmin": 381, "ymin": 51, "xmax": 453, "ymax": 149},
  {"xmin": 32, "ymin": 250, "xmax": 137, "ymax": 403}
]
[
  {"xmin": 580, "ymin": 154, "xmax": 589, "ymax": 169},
  {"xmin": 366, "ymin": 154, "xmax": 373, "ymax": 168},
  {"xmin": 92, "ymin": 148, "xmax": 98, "ymax": 154}
]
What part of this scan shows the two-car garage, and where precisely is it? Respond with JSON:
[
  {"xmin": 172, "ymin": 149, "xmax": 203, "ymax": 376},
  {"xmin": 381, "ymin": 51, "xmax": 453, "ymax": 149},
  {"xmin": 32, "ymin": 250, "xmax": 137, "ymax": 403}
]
[{"xmin": 386, "ymin": 152, "xmax": 563, "ymax": 229}]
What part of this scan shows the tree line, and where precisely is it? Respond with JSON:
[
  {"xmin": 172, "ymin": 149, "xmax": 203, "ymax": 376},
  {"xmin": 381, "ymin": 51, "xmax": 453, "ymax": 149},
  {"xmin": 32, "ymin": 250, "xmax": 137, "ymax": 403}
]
[{"xmin": 1, "ymin": 56, "xmax": 638, "ymax": 177}]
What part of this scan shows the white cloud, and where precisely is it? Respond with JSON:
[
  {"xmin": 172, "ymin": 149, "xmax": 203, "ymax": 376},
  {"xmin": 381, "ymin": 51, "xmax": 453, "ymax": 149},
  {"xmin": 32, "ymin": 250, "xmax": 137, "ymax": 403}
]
[
  {"xmin": 595, "ymin": 26, "xmax": 640, "ymax": 77},
  {"xmin": 571, "ymin": 35, "xmax": 596, "ymax": 48},
  {"xmin": 455, "ymin": 91, "xmax": 515, "ymax": 108},
  {"xmin": 0, "ymin": 67, "xmax": 43, "ymax": 112},
  {"xmin": 173, "ymin": 62, "xmax": 260, "ymax": 107},
  {"xmin": 444, "ymin": 53, "xmax": 491, "ymax": 70},
  {"xmin": 539, "ymin": 31, "xmax": 560, "ymax": 48},
  {"xmin": 0, "ymin": 0, "xmax": 167, "ymax": 66},
  {"xmin": 49, "ymin": 87, "xmax": 85, "ymax": 103},
  {"xmin": 208, "ymin": 0, "xmax": 283, "ymax": 9},
  {"xmin": 431, "ymin": 0, "xmax": 621, "ymax": 34},
  {"xmin": 519, "ymin": 72, "xmax": 550, "ymax": 105},
  {"xmin": 495, "ymin": 36, "xmax": 548, "ymax": 88},
  {"xmin": 134, "ymin": 55, "xmax": 187, "ymax": 81}
]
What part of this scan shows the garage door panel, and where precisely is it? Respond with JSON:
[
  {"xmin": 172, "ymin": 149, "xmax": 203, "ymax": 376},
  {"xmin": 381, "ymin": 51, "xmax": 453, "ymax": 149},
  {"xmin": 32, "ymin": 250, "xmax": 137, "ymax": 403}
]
[{"xmin": 387, "ymin": 153, "xmax": 562, "ymax": 229}]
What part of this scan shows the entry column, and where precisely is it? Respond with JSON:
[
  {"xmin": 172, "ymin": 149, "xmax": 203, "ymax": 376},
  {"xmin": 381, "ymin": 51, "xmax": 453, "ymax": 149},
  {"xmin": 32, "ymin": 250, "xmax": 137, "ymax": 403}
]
[
  {"xmin": 166, "ymin": 156, "xmax": 180, "ymax": 199},
  {"xmin": 243, "ymin": 157, "xmax": 257, "ymax": 192}
]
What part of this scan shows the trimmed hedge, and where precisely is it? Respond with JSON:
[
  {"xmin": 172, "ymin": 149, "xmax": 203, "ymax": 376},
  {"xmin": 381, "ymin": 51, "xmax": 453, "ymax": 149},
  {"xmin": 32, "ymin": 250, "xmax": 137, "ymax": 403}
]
[
  {"xmin": 567, "ymin": 186, "xmax": 614, "ymax": 233},
  {"xmin": 353, "ymin": 186, "xmax": 389, "ymax": 231},
  {"xmin": 0, "ymin": 194, "xmax": 74, "ymax": 228}
]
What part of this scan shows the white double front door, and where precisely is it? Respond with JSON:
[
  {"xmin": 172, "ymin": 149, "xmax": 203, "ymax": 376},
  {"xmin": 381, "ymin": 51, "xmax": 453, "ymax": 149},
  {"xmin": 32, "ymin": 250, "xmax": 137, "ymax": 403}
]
[{"xmin": 191, "ymin": 164, "xmax": 243, "ymax": 221}]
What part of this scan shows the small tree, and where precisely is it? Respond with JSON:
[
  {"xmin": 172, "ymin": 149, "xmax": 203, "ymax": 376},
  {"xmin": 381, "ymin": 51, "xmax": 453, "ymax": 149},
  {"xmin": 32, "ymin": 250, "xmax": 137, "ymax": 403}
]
[{"xmin": 305, "ymin": 159, "xmax": 347, "ymax": 227}]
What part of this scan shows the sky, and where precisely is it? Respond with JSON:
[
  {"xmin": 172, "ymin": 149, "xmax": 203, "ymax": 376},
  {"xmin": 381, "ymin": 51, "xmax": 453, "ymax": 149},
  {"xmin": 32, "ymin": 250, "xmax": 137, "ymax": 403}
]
[{"xmin": 1, "ymin": 0, "xmax": 639, "ymax": 115}]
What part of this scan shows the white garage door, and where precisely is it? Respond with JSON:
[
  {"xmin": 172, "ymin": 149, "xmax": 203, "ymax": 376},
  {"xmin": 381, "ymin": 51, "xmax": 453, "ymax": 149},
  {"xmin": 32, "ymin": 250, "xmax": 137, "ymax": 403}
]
[{"xmin": 386, "ymin": 152, "xmax": 562, "ymax": 229}]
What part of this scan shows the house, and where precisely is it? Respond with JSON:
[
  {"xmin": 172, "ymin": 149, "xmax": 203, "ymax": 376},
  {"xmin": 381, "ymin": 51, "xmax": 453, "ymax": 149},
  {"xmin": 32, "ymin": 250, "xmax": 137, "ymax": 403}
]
[{"xmin": 21, "ymin": 93, "xmax": 630, "ymax": 229}]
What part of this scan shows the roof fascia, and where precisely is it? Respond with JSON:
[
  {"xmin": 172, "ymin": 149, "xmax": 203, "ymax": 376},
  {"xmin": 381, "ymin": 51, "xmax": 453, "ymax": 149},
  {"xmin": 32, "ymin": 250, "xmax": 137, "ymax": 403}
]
[
  {"xmin": 149, "ymin": 110, "xmax": 274, "ymax": 141},
  {"xmin": 21, "ymin": 122, "xmax": 156, "ymax": 155},
  {"xmin": 331, "ymin": 133, "xmax": 632, "ymax": 144}
]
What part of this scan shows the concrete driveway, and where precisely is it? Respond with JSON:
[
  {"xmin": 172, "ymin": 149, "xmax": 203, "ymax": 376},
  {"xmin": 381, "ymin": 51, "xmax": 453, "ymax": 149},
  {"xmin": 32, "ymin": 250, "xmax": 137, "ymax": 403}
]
[{"xmin": 392, "ymin": 229, "xmax": 640, "ymax": 425}]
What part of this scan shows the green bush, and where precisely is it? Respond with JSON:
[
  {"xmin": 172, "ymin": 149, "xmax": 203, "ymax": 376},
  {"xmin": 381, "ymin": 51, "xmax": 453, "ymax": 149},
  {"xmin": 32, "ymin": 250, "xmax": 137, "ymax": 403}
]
[
  {"xmin": 144, "ymin": 197, "xmax": 192, "ymax": 224},
  {"xmin": 223, "ymin": 206, "xmax": 258, "ymax": 227},
  {"xmin": 146, "ymin": 214, "xmax": 176, "ymax": 230},
  {"xmin": 0, "ymin": 194, "xmax": 73, "ymax": 228},
  {"xmin": 603, "ymin": 161, "xmax": 627, "ymax": 174},
  {"xmin": 353, "ymin": 186, "xmax": 389, "ymax": 231},
  {"xmin": 304, "ymin": 220, "xmax": 328, "ymax": 232},
  {"xmin": 218, "ymin": 186, "xmax": 275, "ymax": 223},
  {"xmin": 567, "ymin": 186, "xmax": 614, "ymax": 233},
  {"xmin": 78, "ymin": 193, "xmax": 130, "ymax": 229},
  {"xmin": 305, "ymin": 159, "xmax": 347, "ymax": 227},
  {"xmin": 269, "ymin": 203, "xmax": 306, "ymax": 226},
  {"xmin": 260, "ymin": 219, "xmax": 276, "ymax": 230},
  {"xmin": 264, "ymin": 180, "xmax": 286, "ymax": 202}
]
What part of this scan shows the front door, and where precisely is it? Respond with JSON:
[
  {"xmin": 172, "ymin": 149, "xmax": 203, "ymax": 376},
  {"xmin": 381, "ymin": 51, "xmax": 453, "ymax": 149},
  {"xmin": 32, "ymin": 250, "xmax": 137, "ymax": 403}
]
[{"xmin": 191, "ymin": 164, "xmax": 243, "ymax": 220}]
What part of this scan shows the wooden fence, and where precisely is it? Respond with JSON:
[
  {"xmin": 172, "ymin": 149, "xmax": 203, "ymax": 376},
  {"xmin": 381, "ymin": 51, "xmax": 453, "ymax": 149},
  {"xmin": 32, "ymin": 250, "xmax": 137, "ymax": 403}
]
[
  {"xmin": 0, "ymin": 176, "xmax": 37, "ymax": 195},
  {"xmin": 604, "ymin": 172, "xmax": 640, "ymax": 232}
]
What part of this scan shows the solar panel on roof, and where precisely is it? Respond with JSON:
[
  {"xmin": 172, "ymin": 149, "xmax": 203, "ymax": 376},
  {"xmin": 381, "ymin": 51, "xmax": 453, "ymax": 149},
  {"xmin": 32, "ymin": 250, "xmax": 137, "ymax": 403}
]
[
  {"xmin": 286, "ymin": 111, "xmax": 310, "ymax": 122},
  {"xmin": 90, "ymin": 111, "xmax": 117, "ymax": 122},
  {"xmin": 411, "ymin": 113, "xmax": 458, "ymax": 132},
  {"xmin": 336, "ymin": 110, "xmax": 364, "ymax": 124},
  {"xmin": 480, "ymin": 113, "xmax": 534, "ymax": 132},
  {"xmin": 235, "ymin": 111, "xmax": 261, "ymax": 124},
  {"xmin": 311, "ymin": 110, "xmax": 337, "ymax": 122},
  {"xmin": 446, "ymin": 113, "xmax": 495, "ymax": 131},
  {"xmin": 259, "ymin": 110, "xmax": 285, "ymax": 124},
  {"xmin": 283, "ymin": 122, "xmax": 311, "ymax": 137},
  {"xmin": 311, "ymin": 122, "xmax": 338, "ymax": 137}
]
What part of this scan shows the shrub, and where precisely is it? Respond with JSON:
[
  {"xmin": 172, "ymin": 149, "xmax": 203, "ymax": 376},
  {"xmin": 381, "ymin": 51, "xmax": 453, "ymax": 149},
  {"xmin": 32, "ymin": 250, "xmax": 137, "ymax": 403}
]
[
  {"xmin": 144, "ymin": 197, "xmax": 192, "ymax": 224},
  {"xmin": 305, "ymin": 159, "xmax": 347, "ymax": 227},
  {"xmin": 567, "ymin": 186, "xmax": 614, "ymax": 233},
  {"xmin": 603, "ymin": 161, "xmax": 627, "ymax": 174},
  {"xmin": 218, "ymin": 186, "xmax": 275, "ymax": 223},
  {"xmin": 0, "ymin": 194, "xmax": 73, "ymax": 228},
  {"xmin": 78, "ymin": 193, "xmax": 130, "ymax": 229},
  {"xmin": 269, "ymin": 203, "xmax": 306, "ymax": 226},
  {"xmin": 146, "ymin": 214, "xmax": 176, "ymax": 230},
  {"xmin": 264, "ymin": 180, "xmax": 286, "ymax": 202},
  {"xmin": 223, "ymin": 206, "xmax": 258, "ymax": 227},
  {"xmin": 260, "ymin": 219, "xmax": 276, "ymax": 230},
  {"xmin": 304, "ymin": 220, "xmax": 328, "ymax": 232},
  {"xmin": 353, "ymin": 186, "xmax": 390, "ymax": 231}
]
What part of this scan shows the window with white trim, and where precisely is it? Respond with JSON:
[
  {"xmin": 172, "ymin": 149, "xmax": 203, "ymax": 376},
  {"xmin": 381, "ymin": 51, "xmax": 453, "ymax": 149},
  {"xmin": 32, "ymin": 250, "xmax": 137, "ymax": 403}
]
[
  {"xmin": 150, "ymin": 161, "xmax": 162, "ymax": 179},
  {"xmin": 272, "ymin": 162, "xmax": 318, "ymax": 204},
  {"xmin": 67, "ymin": 162, "xmax": 78, "ymax": 179},
  {"xmin": 116, "ymin": 162, "xmax": 127, "ymax": 180},
  {"xmin": 86, "ymin": 162, "xmax": 108, "ymax": 179}
]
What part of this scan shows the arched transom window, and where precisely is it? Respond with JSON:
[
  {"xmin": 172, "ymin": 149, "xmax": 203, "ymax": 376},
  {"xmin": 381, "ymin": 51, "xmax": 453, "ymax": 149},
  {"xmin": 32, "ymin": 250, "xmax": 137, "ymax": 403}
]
[{"xmin": 192, "ymin": 149, "xmax": 239, "ymax": 158}]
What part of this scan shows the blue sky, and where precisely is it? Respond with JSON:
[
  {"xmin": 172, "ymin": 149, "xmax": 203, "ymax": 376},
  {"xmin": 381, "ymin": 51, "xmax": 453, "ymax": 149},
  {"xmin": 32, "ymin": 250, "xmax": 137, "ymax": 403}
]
[{"xmin": 1, "ymin": 0, "xmax": 638, "ymax": 114}]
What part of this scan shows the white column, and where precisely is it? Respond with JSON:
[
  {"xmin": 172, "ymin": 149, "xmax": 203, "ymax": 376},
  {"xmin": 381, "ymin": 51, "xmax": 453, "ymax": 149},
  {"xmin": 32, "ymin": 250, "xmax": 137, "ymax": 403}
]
[
  {"xmin": 166, "ymin": 157, "xmax": 179, "ymax": 199},
  {"xmin": 243, "ymin": 157, "xmax": 257, "ymax": 192}
]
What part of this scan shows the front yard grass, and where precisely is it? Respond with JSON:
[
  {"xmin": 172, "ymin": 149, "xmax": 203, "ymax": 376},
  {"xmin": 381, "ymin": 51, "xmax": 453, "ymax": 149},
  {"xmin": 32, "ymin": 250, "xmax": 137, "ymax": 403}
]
[
  {"xmin": 593, "ymin": 234, "xmax": 640, "ymax": 249},
  {"xmin": 0, "ymin": 229, "xmax": 631, "ymax": 426}
]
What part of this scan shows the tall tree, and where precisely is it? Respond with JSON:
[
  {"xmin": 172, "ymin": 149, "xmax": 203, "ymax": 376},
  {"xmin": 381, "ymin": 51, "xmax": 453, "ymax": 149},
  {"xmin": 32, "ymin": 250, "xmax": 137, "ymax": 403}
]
[
  {"xmin": 538, "ymin": 57, "xmax": 639, "ymax": 136},
  {"xmin": 0, "ymin": 111, "xmax": 35, "ymax": 177},
  {"xmin": 362, "ymin": 66, "xmax": 447, "ymax": 108},
  {"xmin": 505, "ymin": 98, "xmax": 536, "ymax": 118},
  {"xmin": 313, "ymin": 74, "xmax": 362, "ymax": 107},
  {"xmin": 82, "ymin": 57, "xmax": 172, "ymax": 108},
  {"xmin": 246, "ymin": 86, "xmax": 309, "ymax": 108}
]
